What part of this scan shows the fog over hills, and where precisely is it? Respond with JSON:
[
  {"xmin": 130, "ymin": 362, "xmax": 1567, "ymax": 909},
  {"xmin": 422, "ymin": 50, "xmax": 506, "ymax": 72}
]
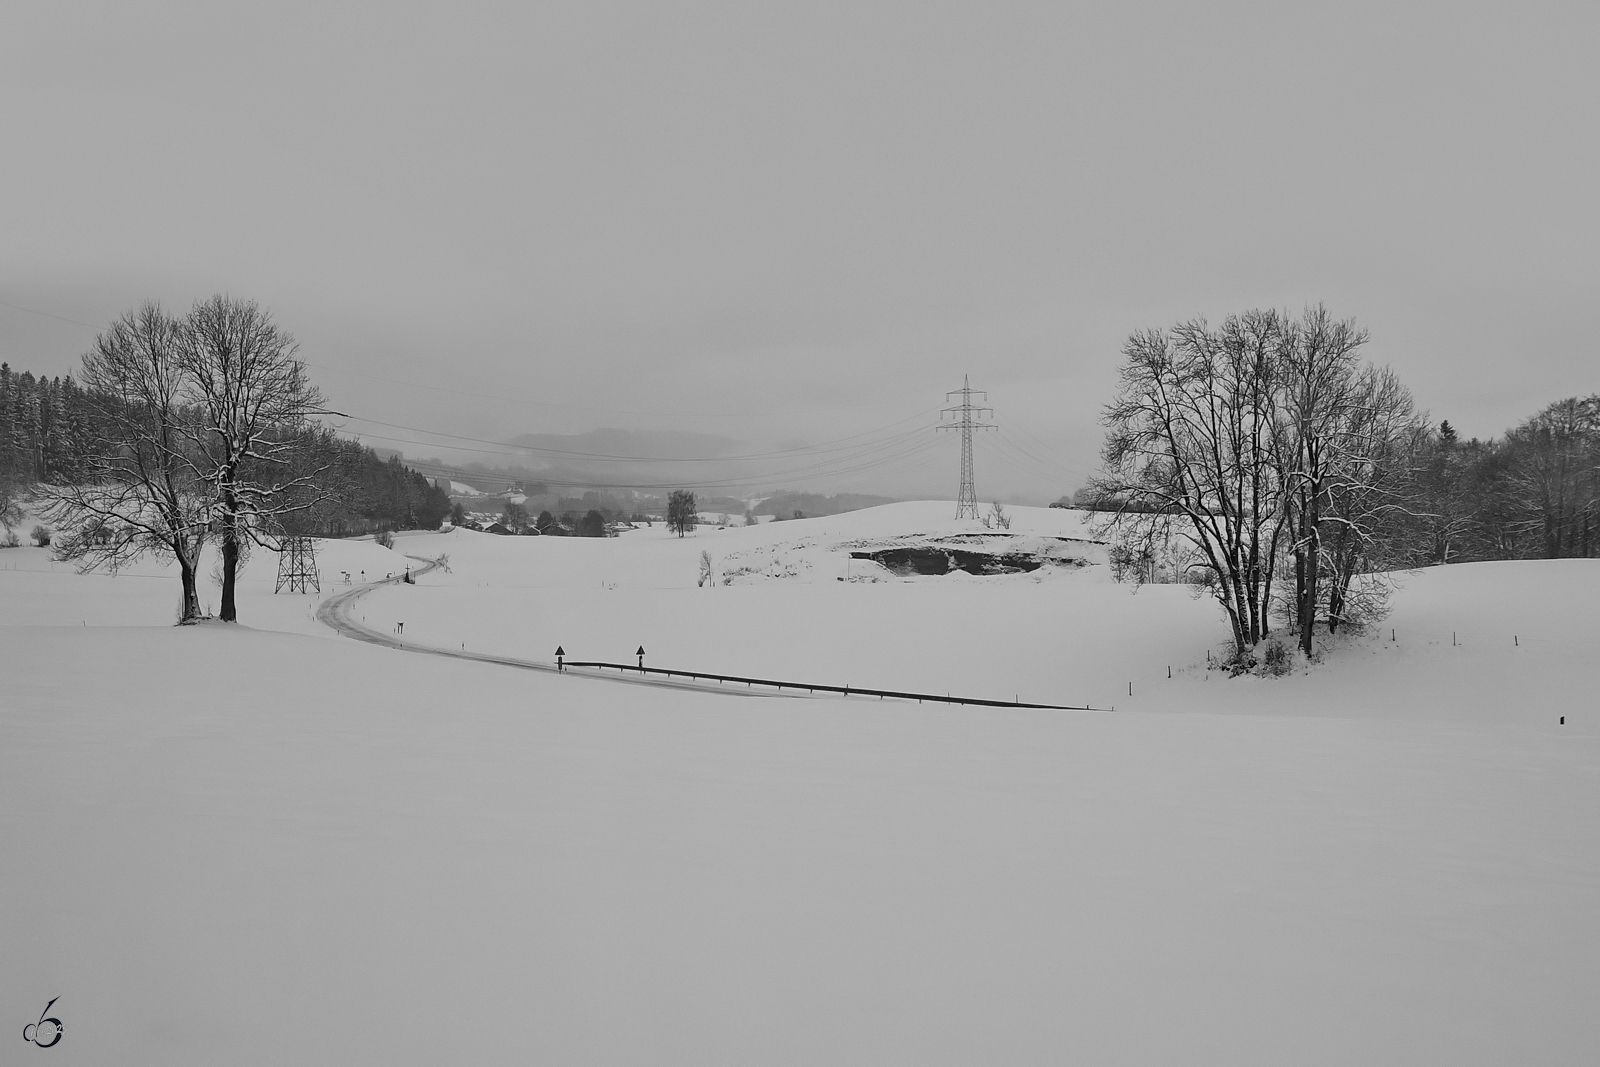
[
  {"xmin": 504, "ymin": 428, "xmax": 743, "ymax": 462},
  {"xmin": 377, "ymin": 422, "xmax": 980, "ymax": 504}
]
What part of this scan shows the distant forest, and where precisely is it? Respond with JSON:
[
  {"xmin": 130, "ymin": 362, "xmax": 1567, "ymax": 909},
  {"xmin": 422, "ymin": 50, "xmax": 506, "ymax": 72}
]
[
  {"xmin": 0, "ymin": 364, "xmax": 448, "ymax": 536},
  {"xmin": 1401, "ymin": 404, "xmax": 1600, "ymax": 562}
]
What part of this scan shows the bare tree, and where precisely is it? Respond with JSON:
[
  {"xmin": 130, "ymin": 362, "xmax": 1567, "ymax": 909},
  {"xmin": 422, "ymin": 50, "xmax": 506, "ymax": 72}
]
[
  {"xmin": 667, "ymin": 489, "xmax": 696, "ymax": 537},
  {"xmin": 42, "ymin": 304, "xmax": 212, "ymax": 623},
  {"xmin": 1318, "ymin": 365, "xmax": 1428, "ymax": 632},
  {"xmin": 1272, "ymin": 306, "xmax": 1369, "ymax": 656},
  {"xmin": 1093, "ymin": 311, "xmax": 1291, "ymax": 658},
  {"xmin": 177, "ymin": 296, "xmax": 326, "ymax": 622},
  {"xmin": 1505, "ymin": 397, "xmax": 1600, "ymax": 558},
  {"xmin": 1411, "ymin": 423, "xmax": 1477, "ymax": 564},
  {"xmin": 0, "ymin": 470, "xmax": 24, "ymax": 535}
]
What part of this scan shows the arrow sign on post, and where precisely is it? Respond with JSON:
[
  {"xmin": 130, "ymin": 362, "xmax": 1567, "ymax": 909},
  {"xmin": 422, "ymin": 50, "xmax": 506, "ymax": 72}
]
[
  {"xmin": 555, "ymin": 646, "xmax": 565, "ymax": 672},
  {"xmin": 637, "ymin": 645, "xmax": 646, "ymax": 671}
]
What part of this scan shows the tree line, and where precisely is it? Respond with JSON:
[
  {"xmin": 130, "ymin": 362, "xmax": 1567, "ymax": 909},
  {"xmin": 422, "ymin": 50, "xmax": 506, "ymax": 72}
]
[
  {"xmin": 0, "ymin": 365, "xmax": 99, "ymax": 509},
  {"xmin": 1092, "ymin": 305, "xmax": 1597, "ymax": 663},
  {"xmin": 2, "ymin": 299, "xmax": 449, "ymax": 624}
]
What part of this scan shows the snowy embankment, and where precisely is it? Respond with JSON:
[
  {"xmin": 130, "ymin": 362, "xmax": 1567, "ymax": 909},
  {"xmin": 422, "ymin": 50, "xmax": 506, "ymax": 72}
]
[{"xmin": 3, "ymin": 502, "xmax": 1598, "ymax": 1065}]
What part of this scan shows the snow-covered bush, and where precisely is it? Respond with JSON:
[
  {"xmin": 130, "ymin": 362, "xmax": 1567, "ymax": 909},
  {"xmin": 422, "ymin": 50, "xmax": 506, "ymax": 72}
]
[
  {"xmin": 1, "ymin": 529, "xmax": 18, "ymax": 548},
  {"xmin": 375, "ymin": 530, "xmax": 395, "ymax": 549},
  {"xmin": 31, "ymin": 524, "xmax": 51, "ymax": 547}
]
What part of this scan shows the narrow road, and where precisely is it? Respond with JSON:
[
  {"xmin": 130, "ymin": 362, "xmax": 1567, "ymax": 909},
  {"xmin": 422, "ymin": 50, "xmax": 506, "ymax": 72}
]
[{"xmin": 314, "ymin": 555, "xmax": 793, "ymax": 701}]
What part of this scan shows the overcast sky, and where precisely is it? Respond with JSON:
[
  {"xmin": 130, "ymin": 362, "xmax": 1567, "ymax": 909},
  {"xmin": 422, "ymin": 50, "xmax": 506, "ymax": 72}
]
[{"xmin": 3, "ymin": 2, "xmax": 1596, "ymax": 501}]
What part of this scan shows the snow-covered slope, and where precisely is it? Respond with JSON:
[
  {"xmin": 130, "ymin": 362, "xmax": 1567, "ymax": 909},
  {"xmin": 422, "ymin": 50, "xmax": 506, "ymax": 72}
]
[{"xmin": 2, "ymin": 503, "xmax": 1597, "ymax": 1065}]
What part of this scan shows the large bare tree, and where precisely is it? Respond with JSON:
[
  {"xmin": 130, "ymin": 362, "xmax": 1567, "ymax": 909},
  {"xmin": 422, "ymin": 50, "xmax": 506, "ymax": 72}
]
[
  {"xmin": 1272, "ymin": 306, "xmax": 1369, "ymax": 656},
  {"xmin": 1094, "ymin": 310, "xmax": 1292, "ymax": 657},
  {"xmin": 42, "ymin": 304, "xmax": 212, "ymax": 622},
  {"xmin": 177, "ymin": 296, "xmax": 326, "ymax": 622},
  {"xmin": 1097, "ymin": 306, "xmax": 1428, "ymax": 661}
]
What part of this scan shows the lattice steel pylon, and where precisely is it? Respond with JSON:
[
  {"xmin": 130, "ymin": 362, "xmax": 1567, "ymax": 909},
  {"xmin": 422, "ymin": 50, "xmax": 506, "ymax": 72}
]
[
  {"xmin": 274, "ymin": 536, "xmax": 321, "ymax": 594},
  {"xmin": 937, "ymin": 375, "xmax": 997, "ymax": 520}
]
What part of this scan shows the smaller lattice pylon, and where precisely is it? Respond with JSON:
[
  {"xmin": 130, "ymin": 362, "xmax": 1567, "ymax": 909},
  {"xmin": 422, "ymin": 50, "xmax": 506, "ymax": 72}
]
[{"xmin": 274, "ymin": 536, "xmax": 321, "ymax": 594}]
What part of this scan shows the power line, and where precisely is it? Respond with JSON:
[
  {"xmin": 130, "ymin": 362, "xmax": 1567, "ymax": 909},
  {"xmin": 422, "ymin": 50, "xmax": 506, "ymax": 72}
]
[
  {"xmin": 0, "ymin": 296, "xmax": 104, "ymax": 332},
  {"xmin": 990, "ymin": 432, "xmax": 1075, "ymax": 487},
  {"xmin": 1002, "ymin": 424, "xmax": 1089, "ymax": 479}
]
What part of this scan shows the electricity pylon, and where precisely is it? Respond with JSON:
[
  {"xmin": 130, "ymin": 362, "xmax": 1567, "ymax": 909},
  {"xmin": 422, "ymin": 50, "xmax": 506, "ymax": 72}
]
[
  {"xmin": 937, "ymin": 375, "xmax": 997, "ymax": 520},
  {"xmin": 274, "ymin": 536, "xmax": 321, "ymax": 594}
]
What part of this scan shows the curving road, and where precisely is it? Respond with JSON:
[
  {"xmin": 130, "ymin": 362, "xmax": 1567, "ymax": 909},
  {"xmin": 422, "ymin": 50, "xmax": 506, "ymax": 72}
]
[{"xmin": 315, "ymin": 554, "xmax": 793, "ymax": 701}]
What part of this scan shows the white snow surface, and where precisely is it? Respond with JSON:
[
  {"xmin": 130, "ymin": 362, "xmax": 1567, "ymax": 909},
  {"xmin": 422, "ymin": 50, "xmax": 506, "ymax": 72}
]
[{"xmin": 2, "ymin": 501, "xmax": 1597, "ymax": 1065}]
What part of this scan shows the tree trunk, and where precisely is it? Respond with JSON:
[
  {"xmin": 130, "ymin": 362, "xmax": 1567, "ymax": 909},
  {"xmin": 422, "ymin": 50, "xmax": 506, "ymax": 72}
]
[
  {"xmin": 220, "ymin": 528, "xmax": 239, "ymax": 622},
  {"xmin": 1299, "ymin": 542, "xmax": 1319, "ymax": 656},
  {"xmin": 1298, "ymin": 499, "xmax": 1320, "ymax": 658},
  {"xmin": 1293, "ymin": 550, "xmax": 1306, "ymax": 634},
  {"xmin": 176, "ymin": 550, "xmax": 201, "ymax": 624}
]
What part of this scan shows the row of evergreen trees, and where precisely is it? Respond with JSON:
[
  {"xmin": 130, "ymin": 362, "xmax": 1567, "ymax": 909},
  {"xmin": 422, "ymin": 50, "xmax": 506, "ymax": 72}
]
[
  {"xmin": 283, "ymin": 427, "xmax": 451, "ymax": 537},
  {"xmin": 0, "ymin": 365, "xmax": 99, "ymax": 484},
  {"xmin": 0, "ymin": 363, "xmax": 448, "ymax": 537}
]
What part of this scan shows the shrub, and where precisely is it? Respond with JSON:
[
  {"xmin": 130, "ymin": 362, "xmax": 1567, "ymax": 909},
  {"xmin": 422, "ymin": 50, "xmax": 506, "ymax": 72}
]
[
  {"xmin": 1, "ymin": 529, "xmax": 18, "ymax": 548},
  {"xmin": 1107, "ymin": 541, "xmax": 1155, "ymax": 584},
  {"xmin": 1262, "ymin": 637, "xmax": 1292, "ymax": 677},
  {"xmin": 375, "ymin": 529, "xmax": 395, "ymax": 549},
  {"xmin": 30, "ymin": 525, "xmax": 51, "ymax": 547}
]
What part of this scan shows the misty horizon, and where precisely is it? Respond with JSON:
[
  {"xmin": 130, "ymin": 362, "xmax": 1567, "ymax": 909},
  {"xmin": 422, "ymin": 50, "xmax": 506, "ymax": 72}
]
[{"xmin": 4, "ymin": 2, "xmax": 1595, "ymax": 507}]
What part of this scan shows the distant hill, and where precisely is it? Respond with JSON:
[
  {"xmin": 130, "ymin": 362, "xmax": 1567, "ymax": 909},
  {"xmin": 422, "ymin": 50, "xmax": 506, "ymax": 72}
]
[
  {"xmin": 759, "ymin": 491, "xmax": 895, "ymax": 519},
  {"xmin": 504, "ymin": 428, "xmax": 740, "ymax": 461}
]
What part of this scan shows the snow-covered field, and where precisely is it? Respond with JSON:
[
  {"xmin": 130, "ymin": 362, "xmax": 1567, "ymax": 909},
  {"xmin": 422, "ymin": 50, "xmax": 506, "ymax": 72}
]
[{"xmin": 3, "ymin": 502, "xmax": 1597, "ymax": 1064}]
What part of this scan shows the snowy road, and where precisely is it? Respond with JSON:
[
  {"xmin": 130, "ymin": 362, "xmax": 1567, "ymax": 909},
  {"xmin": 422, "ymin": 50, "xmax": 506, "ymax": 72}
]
[{"xmin": 314, "ymin": 553, "xmax": 795, "ymax": 702}]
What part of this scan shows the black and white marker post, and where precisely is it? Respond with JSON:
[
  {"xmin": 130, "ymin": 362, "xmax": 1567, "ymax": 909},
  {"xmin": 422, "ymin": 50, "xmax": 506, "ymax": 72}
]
[{"xmin": 556, "ymin": 646, "xmax": 565, "ymax": 672}]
